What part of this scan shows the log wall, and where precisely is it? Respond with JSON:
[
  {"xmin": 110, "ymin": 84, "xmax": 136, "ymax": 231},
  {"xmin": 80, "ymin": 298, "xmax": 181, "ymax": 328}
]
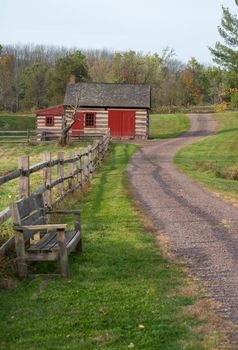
[
  {"xmin": 36, "ymin": 115, "xmax": 63, "ymax": 135},
  {"xmin": 37, "ymin": 108, "xmax": 149, "ymax": 139},
  {"xmin": 135, "ymin": 110, "xmax": 148, "ymax": 139}
]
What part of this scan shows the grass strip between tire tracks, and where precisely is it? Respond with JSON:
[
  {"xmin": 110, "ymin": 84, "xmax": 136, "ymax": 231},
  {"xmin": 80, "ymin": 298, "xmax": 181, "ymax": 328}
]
[{"xmin": 150, "ymin": 114, "xmax": 190, "ymax": 139}]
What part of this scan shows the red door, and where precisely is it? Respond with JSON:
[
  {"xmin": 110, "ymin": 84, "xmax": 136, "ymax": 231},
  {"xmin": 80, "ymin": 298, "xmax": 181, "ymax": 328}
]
[
  {"xmin": 108, "ymin": 110, "xmax": 135, "ymax": 137},
  {"xmin": 72, "ymin": 112, "xmax": 84, "ymax": 135}
]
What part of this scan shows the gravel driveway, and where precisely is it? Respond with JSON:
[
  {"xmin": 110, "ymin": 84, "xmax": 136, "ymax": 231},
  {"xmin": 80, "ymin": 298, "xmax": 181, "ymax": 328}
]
[{"xmin": 128, "ymin": 114, "xmax": 238, "ymax": 331}]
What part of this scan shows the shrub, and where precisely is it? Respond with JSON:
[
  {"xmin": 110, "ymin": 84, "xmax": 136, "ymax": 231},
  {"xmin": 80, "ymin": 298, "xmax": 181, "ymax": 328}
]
[
  {"xmin": 220, "ymin": 165, "xmax": 238, "ymax": 180},
  {"xmin": 215, "ymin": 102, "xmax": 228, "ymax": 113},
  {"xmin": 195, "ymin": 160, "xmax": 216, "ymax": 172}
]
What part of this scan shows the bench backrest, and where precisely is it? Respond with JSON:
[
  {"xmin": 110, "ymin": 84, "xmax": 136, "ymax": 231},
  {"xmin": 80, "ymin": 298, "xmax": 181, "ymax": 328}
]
[{"xmin": 10, "ymin": 193, "xmax": 47, "ymax": 240}]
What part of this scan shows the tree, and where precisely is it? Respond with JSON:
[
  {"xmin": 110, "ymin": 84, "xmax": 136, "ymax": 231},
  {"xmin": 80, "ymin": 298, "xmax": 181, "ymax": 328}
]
[
  {"xmin": 0, "ymin": 53, "xmax": 14, "ymax": 110},
  {"xmin": 111, "ymin": 51, "xmax": 145, "ymax": 84},
  {"xmin": 60, "ymin": 95, "xmax": 80, "ymax": 146},
  {"xmin": 18, "ymin": 62, "xmax": 48, "ymax": 110},
  {"xmin": 203, "ymin": 67, "xmax": 224, "ymax": 103},
  {"xmin": 179, "ymin": 58, "xmax": 205, "ymax": 105},
  {"xmin": 209, "ymin": 1, "xmax": 238, "ymax": 71},
  {"xmin": 49, "ymin": 51, "xmax": 89, "ymax": 104}
]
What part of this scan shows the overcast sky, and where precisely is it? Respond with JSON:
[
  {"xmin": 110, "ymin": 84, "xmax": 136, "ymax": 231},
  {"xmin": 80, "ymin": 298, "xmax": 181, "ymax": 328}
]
[{"xmin": 1, "ymin": 0, "xmax": 237, "ymax": 64}]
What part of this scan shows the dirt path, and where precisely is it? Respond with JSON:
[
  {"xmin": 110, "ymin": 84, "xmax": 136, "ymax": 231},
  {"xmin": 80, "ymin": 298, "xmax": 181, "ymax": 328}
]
[{"xmin": 128, "ymin": 114, "xmax": 238, "ymax": 334}]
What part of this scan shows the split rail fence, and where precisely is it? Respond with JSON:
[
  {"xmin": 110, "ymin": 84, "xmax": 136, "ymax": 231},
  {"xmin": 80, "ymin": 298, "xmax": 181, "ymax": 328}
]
[
  {"xmin": 0, "ymin": 131, "xmax": 110, "ymax": 256},
  {"xmin": 0, "ymin": 130, "xmax": 107, "ymax": 143}
]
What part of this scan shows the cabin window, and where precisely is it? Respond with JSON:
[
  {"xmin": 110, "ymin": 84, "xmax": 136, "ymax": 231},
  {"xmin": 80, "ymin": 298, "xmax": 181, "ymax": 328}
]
[
  {"xmin": 85, "ymin": 113, "xmax": 96, "ymax": 128},
  {"xmin": 45, "ymin": 116, "xmax": 54, "ymax": 126}
]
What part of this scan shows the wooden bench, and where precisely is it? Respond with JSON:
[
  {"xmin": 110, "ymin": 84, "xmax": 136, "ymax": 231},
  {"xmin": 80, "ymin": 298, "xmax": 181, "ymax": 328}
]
[{"xmin": 10, "ymin": 193, "xmax": 82, "ymax": 279}]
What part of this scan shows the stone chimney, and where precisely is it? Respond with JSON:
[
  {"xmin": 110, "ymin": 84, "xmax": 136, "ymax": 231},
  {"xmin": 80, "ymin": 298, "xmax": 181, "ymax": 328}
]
[{"xmin": 69, "ymin": 74, "xmax": 76, "ymax": 84}]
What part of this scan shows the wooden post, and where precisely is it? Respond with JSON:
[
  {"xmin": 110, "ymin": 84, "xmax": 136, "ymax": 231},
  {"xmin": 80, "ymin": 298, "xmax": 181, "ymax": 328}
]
[
  {"xmin": 57, "ymin": 152, "xmax": 64, "ymax": 197},
  {"xmin": 98, "ymin": 140, "xmax": 103, "ymax": 164},
  {"xmin": 19, "ymin": 156, "xmax": 30, "ymax": 198},
  {"xmin": 43, "ymin": 151, "xmax": 52, "ymax": 208},
  {"xmin": 101, "ymin": 136, "xmax": 105, "ymax": 159},
  {"xmin": 57, "ymin": 228, "xmax": 69, "ymax": 278},
  {"xmin": 91, "ymin": 142, "xmax": 97, "ymax": 172},
  {"xmin": 105, "ymin": 131, "xmax": 110, "ymax": 152},
  {"xmin": 75, "ymin": 151, "xmax": 82, "ymax": 187},
  {"xmin": 88, "ymin": 146, "xmax": 93, "ymax": 180},
  {"xmin": 10, "ymin": 202, "xmax": 27, "ymax": 279},
  {"xmin": 15, "ymin": 229, "xmax": 28, "ymax": 279},
  {"xmin": 67, "ymin": 152, "xmax": 74, "ymax": 191},
  {"xmin": 74, "ymin": 212, "xmax": 82, "ymax": 254},
  {"xmin": 83, "ymin": 147, "xmax": 89, "ymax": 181},
  {"xmin": 95, "ymin": 140, "xmax": 100, "ymax": 168},
  {"xmin": 79, "ymin": 152, "xmax": 83, "ymax": 187}
]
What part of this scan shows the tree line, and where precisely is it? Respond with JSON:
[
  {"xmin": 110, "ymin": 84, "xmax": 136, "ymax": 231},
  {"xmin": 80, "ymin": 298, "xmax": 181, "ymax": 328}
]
[{"xmin": 0, "ymin": 1, "xmax": 237, "ymax": 113}]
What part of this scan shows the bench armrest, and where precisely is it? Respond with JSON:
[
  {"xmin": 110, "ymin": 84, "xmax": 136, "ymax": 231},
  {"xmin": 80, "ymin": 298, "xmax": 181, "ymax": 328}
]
[{"xmin": 13, "ymin": 224, "xmax": 67, "ymax": 231}]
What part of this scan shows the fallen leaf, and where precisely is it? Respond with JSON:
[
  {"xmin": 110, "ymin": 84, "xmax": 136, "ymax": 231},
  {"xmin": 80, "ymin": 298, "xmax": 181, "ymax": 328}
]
[
  {"xmin": 99, "ymin": 307, "xmax": 107, "ymax": 315},
  {"xmin": 138, "ymin": 324, "xmax": 145, "ymax": 329},
  {"xmin": 221, "ymin": 218, "xmax": 230, "ymax": 229}
]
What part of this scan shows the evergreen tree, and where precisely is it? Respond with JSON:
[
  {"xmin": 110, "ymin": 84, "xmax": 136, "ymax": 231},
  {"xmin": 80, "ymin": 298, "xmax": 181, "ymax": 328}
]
[
  {"xmin": 19, "ymin": 62, "xmax": 48, "ymax": 110},
  {"xmin": 49, "ymin": 51, "xmax": 89, "ymax": 104},
  {"xmin": 209, "ymin": 1, "xmax": 238, "ymax": 71}
]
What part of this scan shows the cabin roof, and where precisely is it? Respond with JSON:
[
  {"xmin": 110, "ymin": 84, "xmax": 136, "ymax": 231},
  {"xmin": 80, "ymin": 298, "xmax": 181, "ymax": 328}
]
[
  {"xmin": 35, "ymin": 105, "xmax": 64, "ymax": 115},
  {"xmin": 63, "ymin": 83, "xmax": 151, "ymax": 109}
]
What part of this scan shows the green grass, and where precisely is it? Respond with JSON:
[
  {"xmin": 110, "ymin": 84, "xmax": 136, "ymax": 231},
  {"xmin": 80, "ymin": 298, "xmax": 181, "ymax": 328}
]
[
  {"xmin": 175, "ymin": 112, "xmax": 238, "ymax": 202},
  {"xmin": 149, "ymin": 114, "xmax": 190, "ymax": 139},
  {"xmin": 0, "ymin": 144, "xmax": 221, "ymax": 350},
  {"xmin": 0, "ymin": 113, "xmax": 35, "ymax": 130}
]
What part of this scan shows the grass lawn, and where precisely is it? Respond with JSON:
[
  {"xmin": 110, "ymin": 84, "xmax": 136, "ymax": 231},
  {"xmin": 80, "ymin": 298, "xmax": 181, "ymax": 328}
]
[
  {"xmin": 0, "ymin": 144, "xmax": 225, "ymax": 350},
  {"xmin": 0, "ymin": 113, "xmax": 35, "ymax": 130},
  {"xmin": 149, "ymin": 114, "xmax": 190, "ymax": 139},
  {"xmin": 175, "ymin": 112, "xmax": 238, "ymax": 203}
]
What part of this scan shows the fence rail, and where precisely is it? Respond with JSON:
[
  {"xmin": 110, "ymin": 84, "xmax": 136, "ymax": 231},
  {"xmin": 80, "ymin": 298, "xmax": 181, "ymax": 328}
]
[
  {"xmin": 0, "ymin": 129, "xmax": 108, "ymax": 143},
  {"xmin": 0, "ymin": 130, "xmax": 110, "ymax": 256},
  {"xmin": 0, "ymin": 130, "xmax": 38, "ymax": 143}
]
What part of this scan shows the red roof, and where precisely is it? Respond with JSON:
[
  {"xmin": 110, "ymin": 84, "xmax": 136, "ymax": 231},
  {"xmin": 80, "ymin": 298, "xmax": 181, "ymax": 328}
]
[{"xmin": 35, "ymin": 105, "xmax": 64, "ymax": 115}]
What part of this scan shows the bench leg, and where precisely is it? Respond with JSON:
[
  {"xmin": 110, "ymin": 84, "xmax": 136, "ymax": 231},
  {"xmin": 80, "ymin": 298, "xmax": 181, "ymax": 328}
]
[
  {"xmin": 15, "ymin": 230, "xmax": 28, "ymax": 279},
  {"xmin": 16, "ymin": 257, "xmax": 28, "ymax": 279},
  {"xmin": 75, "ymin": 237, "xmax": 83, "ymax": 254},
  {"xmin": 57, "ymin": 229, "xmax": 70, "ymax": 278}
]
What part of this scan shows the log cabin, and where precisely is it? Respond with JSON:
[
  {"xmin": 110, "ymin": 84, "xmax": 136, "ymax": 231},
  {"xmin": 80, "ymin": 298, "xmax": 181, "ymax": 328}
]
[{"xmin": 36, "ymin": 80, "xmax": 151, "ymax": 140}]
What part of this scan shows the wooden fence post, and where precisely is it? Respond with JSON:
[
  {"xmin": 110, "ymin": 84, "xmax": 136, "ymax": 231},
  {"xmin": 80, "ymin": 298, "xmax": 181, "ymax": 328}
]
[
  {"xmin": 67, "ymin": 152, "xmax": 74, "ymax": 191},
  {"xmin": 101, "ymin": 136, "xmax": 105, "ymax": 160},
  {"xmin": 88, "ymin": 146, "xmax": 93, "ymax": 180},
  {"xmin": 83, "ymin": 147, "xmax": 89, "ymax": 181},
  {"xmin": 43, "ymin": 151, "xmax": 52, "ymax": 208},
  {"xmin": 75, "ymin": 151, "xmax": 82, "ymax": 187},
  {"xmin": 80, "ymin": 152, "xmax": 83, "ymax": 187},
  {"xmin": 92, "ymin": 141, "xmax": 99, "ymax": 171},
  {"xmin": 95, "ymin": 141, "xmax": 100, "ymax": 169},
  {"xmin": 19, "ymin": 156, "xmax": 30, "ymax": 198},
  {"xmin": 98, "ymin": 139, "xmax": 103, "ymax": 164},
  {"xmin": 10, "ymin": 202, "xmax": 27, "ymax": 278},
  {"xmin": 57, "ymin": 152, "xmax": 64, "ymax": 197}
]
